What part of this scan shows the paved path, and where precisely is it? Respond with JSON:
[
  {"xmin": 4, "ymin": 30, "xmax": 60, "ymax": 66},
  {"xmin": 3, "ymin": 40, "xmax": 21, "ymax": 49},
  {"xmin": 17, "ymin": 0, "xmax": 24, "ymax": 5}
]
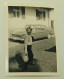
[{"xmin": 9, "ymin": 37, "xmax": 57, "ymax": 72}]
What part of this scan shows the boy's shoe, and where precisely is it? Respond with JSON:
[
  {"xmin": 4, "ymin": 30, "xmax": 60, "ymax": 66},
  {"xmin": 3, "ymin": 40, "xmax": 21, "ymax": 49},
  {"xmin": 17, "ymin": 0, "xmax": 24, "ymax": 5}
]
[{"xmin": 28, "ymin": 62, "xmax": 35, "ymax": 66}]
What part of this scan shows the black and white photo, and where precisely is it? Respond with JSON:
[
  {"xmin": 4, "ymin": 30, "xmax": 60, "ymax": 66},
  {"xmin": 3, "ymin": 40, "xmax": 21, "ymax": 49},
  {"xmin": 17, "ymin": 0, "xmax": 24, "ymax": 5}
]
[{"xmin": 5, "ymin": 4, "xmax": 59, "ymax": 76}]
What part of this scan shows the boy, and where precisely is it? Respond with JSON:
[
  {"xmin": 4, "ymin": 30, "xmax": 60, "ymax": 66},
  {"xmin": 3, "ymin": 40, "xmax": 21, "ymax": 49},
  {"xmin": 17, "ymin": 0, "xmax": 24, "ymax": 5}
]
[{"xmin": 24, "ymin": 26, "xmax": 34, "ymax": 65}]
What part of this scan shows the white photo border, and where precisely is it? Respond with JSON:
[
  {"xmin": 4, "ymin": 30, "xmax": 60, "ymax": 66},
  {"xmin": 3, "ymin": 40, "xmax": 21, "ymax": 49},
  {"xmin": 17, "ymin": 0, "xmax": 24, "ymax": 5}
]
[{"xmin": 5, "ymin": 3, "xmax": 60, "ymax": 76}]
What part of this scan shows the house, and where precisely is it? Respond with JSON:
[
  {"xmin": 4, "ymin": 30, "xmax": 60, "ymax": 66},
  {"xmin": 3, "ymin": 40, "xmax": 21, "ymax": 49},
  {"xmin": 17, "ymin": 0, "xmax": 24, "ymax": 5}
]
[{"xmin": 8, "ymin": 6, "xmax": 55, "ymax": 30}]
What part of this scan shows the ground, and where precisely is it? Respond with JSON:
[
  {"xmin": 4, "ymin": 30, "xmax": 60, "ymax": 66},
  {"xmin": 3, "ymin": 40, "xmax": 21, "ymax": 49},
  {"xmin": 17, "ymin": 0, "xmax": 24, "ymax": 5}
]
[{"xmin": 9, "ymin": 37, "xmax": 57, "ymax": 72}]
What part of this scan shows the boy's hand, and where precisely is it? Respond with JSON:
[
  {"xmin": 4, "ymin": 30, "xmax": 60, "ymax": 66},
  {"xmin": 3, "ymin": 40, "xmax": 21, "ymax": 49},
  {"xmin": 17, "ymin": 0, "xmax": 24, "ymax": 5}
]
[
  {"xmin": 25, "ymin": 53, "xmax": 28, "ymax": 56},
  {"xmin": 25, "ymin": 51, "xmax": 28, "ymax": 55}
]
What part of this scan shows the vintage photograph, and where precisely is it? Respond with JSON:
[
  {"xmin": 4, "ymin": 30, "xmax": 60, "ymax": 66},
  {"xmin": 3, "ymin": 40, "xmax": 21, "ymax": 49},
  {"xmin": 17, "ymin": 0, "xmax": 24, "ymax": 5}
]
[{"xmin": 5, "ymin": 4, "xmax": 58, "ymax": 76}]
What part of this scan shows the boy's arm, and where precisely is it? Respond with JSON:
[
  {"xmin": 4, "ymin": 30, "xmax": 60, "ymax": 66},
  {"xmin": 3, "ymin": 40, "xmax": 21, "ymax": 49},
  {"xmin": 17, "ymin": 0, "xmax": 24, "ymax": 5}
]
[
  {"xmin": 24, "ymin": 35, "xmax": 28, "ymax": 54},
  {"xmin": 32, "ymin": 36, "xmax": 35, "ymax": 42},
  {"xmin": 25, "ymin": 44, "xmax": 27, "ymax": 54}
]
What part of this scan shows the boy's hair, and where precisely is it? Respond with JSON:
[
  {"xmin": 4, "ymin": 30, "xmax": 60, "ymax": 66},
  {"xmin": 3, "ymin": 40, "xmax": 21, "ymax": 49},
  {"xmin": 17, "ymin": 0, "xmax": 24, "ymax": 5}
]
[{"xmin": 26, "ymin": 26, "xmax": 32, "ymax": 32}]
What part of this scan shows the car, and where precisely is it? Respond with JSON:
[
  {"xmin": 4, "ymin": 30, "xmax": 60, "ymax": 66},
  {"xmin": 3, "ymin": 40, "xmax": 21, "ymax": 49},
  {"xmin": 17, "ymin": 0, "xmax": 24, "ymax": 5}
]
[{"xmin": 9, "ymin": 24, "xmax": 55, "ymax": 41}]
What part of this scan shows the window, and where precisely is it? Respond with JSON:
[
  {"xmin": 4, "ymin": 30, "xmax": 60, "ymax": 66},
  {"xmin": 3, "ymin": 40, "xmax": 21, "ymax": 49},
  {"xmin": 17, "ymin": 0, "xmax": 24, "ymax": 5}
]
[
  {"xmin": 43, "ymin": 11, "xmax": 46, "ymax": 21},
  {"xmin": 36, "ymin": 10, "xmax": 42, "ymax": 20},
  {"xmin": 13, "ymin": 7, "xmax": 20, "ymax": 17},
  {"xmin": 21, "ymin": 7, "xmax": 25, "ymax": 19},
  {"xmin": 8, "ymin": 6, "xmax": 25, "ymax": 18},
  {"xmin": 43, "ymin": 11, "xmax": 45, "ymax": 18},
  {"xmin": 13, "ymin": 11, "xmax": 16, "ymax": 17},
  {"xmin": 51, "ymin": 20, "xmax": 54, "ymax": 29},
  {"xmin": 17, "ymin": 11, "xmax": 20, "ymax": 17},
  {"xmin": 8, "ymin": 6, "xmax": 14, "ymax": 18},
  {"xmin": 36, "ymin": 10, "xmax": 46, "ymax": 20},
  {"xmin": 13, "ymin": 7, "xmax": 25, "ymax": 18}
]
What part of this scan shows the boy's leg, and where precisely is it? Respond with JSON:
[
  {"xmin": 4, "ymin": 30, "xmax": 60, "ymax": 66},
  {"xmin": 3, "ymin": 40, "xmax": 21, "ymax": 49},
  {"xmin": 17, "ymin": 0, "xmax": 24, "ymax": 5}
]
[
  {"xmin": 27, "ymin": 45, "xmax": 34, "ymax": 64},
  {"xmin": 28, "ymin": 50, "xmax": 33, "ymax": 64}
]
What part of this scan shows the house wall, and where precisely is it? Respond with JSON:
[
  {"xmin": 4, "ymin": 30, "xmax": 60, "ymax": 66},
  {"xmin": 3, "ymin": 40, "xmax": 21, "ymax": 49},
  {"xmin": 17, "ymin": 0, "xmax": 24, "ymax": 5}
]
[
  {"xmin": 49, "ymin": 9, "xmax": 55, "ymax": 28},
  {"xmin": 8, "ymin": 7, "xmax": 53, "ymax": 30}
]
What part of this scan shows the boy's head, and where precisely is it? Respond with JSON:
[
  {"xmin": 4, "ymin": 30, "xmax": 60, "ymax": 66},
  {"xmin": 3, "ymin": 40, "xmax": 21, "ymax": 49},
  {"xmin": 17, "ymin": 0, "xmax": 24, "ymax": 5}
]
[{"xmin": 26, "ymin": 26, "xmax": 32, "ymax": 35}]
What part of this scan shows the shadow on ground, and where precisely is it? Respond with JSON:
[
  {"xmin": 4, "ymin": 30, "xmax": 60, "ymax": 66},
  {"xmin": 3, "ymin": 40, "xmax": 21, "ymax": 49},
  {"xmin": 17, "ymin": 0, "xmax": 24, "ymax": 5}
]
[
  {"xmin": 45, "ymin": 46, "xmax": 56, "ymax": 52},
  {"xmin": 9, "ymin": 53, "xmax": 41, "ymax": 72}
]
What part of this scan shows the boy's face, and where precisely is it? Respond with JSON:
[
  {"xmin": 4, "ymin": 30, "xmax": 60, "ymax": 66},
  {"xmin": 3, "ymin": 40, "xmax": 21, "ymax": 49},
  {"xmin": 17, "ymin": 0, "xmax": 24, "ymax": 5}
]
[{"xmin": 27, "ymin": 28, "xmax": 32, "ymax": 35}]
